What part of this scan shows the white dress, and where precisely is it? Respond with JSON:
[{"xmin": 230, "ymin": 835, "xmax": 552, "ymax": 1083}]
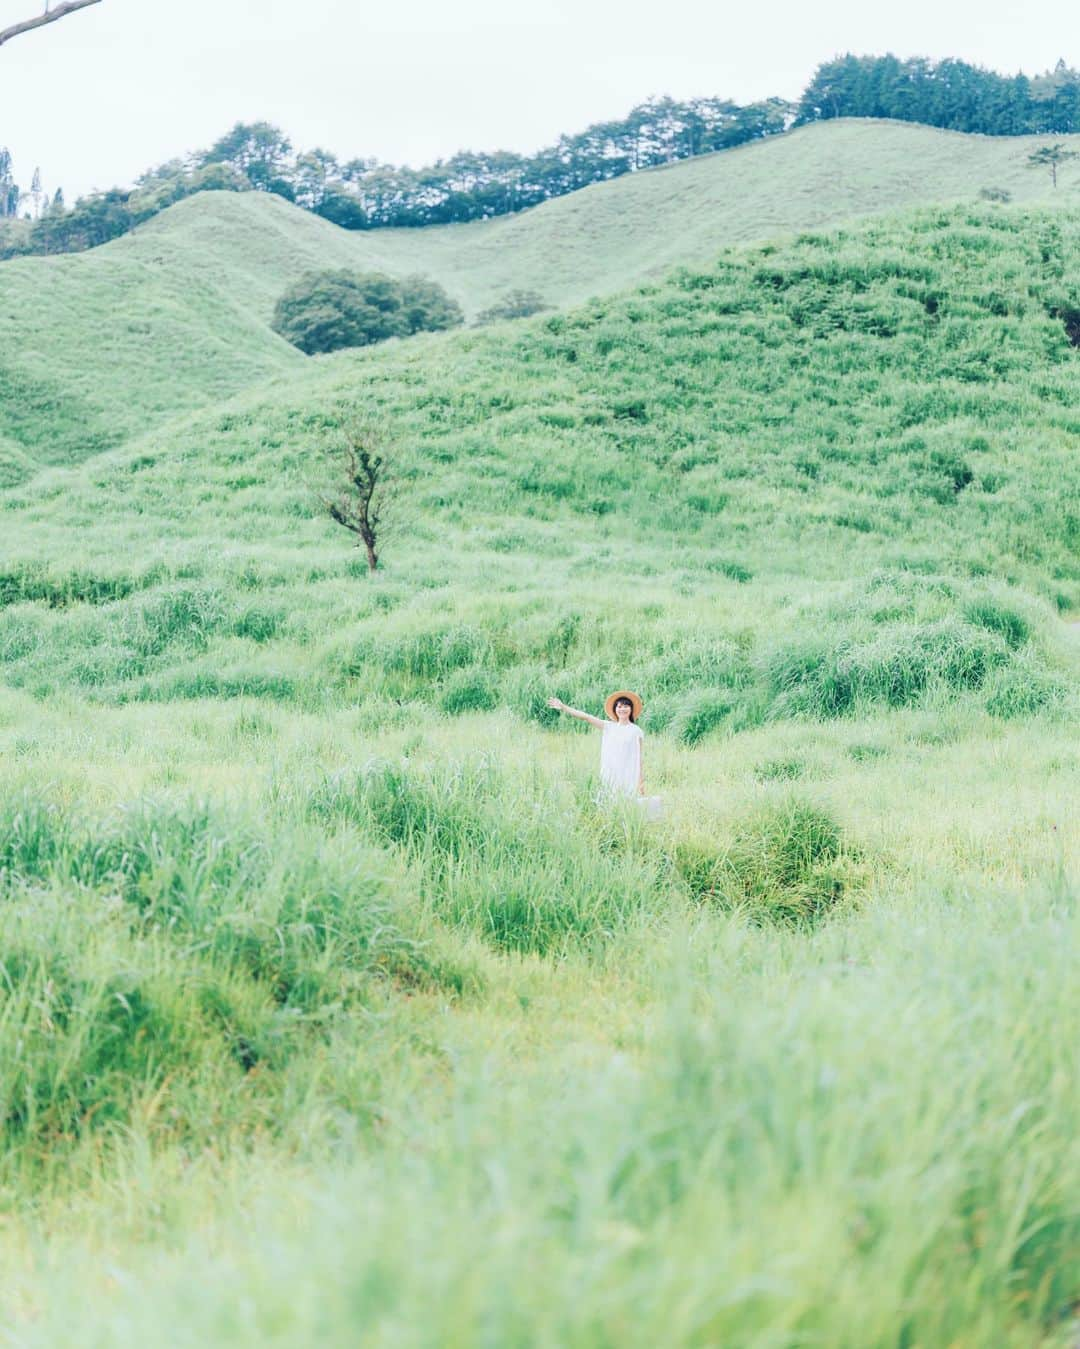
[{"xmin": 600, "ymin": 722, "xmax": 643, "ymax": 797}]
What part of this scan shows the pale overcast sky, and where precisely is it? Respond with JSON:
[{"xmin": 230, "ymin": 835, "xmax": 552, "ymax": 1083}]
[{"xmin": 2, "ymin": 0, "xmax": 1079, "ymax": 199}]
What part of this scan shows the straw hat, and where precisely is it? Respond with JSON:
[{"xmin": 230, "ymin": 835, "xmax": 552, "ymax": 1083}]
[{"xmin": 604, "ymin": 689, "xmax": 643, "ymax": 722}]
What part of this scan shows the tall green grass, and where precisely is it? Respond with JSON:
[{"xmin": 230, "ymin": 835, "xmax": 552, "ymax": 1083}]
[
  {"xmin": 1, "ymin": 883, "xmax": 1074, "ymax": 1347},
  {"xmin": 313, "ymin": 757, "xmax": 672, "ymax": 954},
  {"xmin": 0, "ymin": 788, "xmax": 473, "ymax": 1176}
]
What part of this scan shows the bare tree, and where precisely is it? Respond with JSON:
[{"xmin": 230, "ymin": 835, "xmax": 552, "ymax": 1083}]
[
  {"xmin": 0, "ymin": 0, "xmax": 103, "ymax": 50},
  {"xmin": 317, "ymin": 423, "xmax": 402, "ymax": 573}
]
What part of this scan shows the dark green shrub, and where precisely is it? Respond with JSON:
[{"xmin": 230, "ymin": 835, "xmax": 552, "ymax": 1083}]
[
  {"xmin": 397, "ymin": 275, "xmax": 465, "ymax": 336},
  {"xmin": 314, "ymin": 761, "xmax": 667, "ymax": 956},
  {"xmin": 963, "ymin": 600, "xmax": 1030, "ymax": 649},
  {"xmin": 232, "ymin": 605, "xmax": 285, "ymax": 643},
  {"xmin": 984, "ymin": 656, "xmax": 1065, "ymax": 719},
  {"xmin": 272, "ymin": 270, "xmax": 463, "ymax": 355},
  {"xmin": 381, "ymin": 625, "xmax": 491, "ymax": 679},
  {"xmin": 670, "ymin": 691, "xmax": 735, "ymax": 746},
  {"xmin": 754, "ymin": 757, "xmax": 805, "ymax": 782},
  {"xmin": 677, "ymin": 798, "xmax": 853, "ymax": 924},
  {"xmin": 705, "ymin": 558, "xmax": 753, "ymax": 582},
  {"xmin": 0, "ymin": 565, "xmax": 141, "ymax": 609},
  {"xmin": 475, "ymin": 290, "xmax": 550, "ymax": 323},
  {"xmin": 441, "ymin": 671, "xmax": 498, "ymax": 715},
  {"xmin": 123, "ymin": 585, "xmax": 227, "ymax": 658},
  {"xmin": 767, "ymin": 621, "xmax": 1009, "ymax": 718},
  {"xmin": 925, "ymin": 451, "xmax": 974, "ymax": 501}
]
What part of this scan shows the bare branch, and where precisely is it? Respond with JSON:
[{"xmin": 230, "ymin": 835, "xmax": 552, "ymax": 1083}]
[{"xmin": 0, "ymin": 0, "xmax": 103, "ymax": 50}]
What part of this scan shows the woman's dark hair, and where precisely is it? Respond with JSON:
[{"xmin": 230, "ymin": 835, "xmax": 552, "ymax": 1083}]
[{"xmin": 614, "ymin": 696, "xmax": 635, "ymax": 723}]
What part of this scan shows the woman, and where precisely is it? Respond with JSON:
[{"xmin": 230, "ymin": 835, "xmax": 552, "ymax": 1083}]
[{"xmin": 547, "ymin": 690, "xmax": 645, "ymax": 798}]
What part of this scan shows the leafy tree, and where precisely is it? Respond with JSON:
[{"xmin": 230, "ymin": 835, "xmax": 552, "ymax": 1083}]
[
  {"xmin": 335, "ymin": 94, "xmax": 793, "ymax": 230},
  {"xmin": 0, "ymin": 92, "xmax": 795, "ymax": 256},
  {"xmin": 28, "ymin": 187, "xmax": 133, "ymax": 253},
  {"xmin": 1027, "ymin": 142, "xmax": 1078, "ymax": 187},
  {"xmin": 24, "ymin": 166, "xmax": 45, "ymax": 218},
  {"xmin": 0, "ymin": 148, "xmax": 19, "ymax": 217},
  {"xmin": 131, "ymin": 159, "xmax": 248, "ymax": 217},
  {"xmin": 397, "ymin": 275, "xmax": 465, "ymax": 333},
  {"xmin": 795, "ymin": 53, "xmax": 1080, "ymax": 137},
  {"xmin": 0, "ymin": 218, "xmax": 30, "ymax": 259},
  {"xmin": 475, "ymin": 290, "xmax": 550, "ymax": 323},
  {"xmin": 314, "ymin": 191, "xmax": 369, "ymax": 229},
  {"xmin": 271, "ymin": 270, "xmax": 462, "ymax": 355},
  {"xmin": 293, "ymin": 148, "xmax": 340, "ymax": 211},
  {"xmin": 198, "ymin": 122, "xmax": 295, "ymax": 197}
]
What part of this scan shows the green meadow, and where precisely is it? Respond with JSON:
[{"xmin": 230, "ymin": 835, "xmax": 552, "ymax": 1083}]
[{"xmin": 0, "ymin": 136, "xmax": 1078, "ymax": 1343}]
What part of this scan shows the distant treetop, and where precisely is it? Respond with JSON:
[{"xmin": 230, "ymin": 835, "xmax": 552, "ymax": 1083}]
[{"xmin": 796, "ymin": 54, "xmax": 1080, "ymax": 136}]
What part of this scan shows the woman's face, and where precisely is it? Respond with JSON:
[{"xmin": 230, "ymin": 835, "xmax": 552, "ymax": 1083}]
[{"xmin": 614, "ymin": 699, "xmax": 633, "ymax": 723}]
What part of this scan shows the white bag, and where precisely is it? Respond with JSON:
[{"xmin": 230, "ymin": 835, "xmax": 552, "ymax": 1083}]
[{"xmin": 636, "ymin": 795, "xmax": 664, "ymax": 822}]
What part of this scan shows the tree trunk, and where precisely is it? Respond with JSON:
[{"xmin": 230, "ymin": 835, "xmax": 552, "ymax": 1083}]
[{"xmin": 364, "ymin": 540, "xmax": 378, "ymax": 572}]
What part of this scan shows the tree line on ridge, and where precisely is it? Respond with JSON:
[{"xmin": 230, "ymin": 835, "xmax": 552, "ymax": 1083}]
[{"xmin": 2, "ymin": 53, "xmax": 1079, "ymax": 260}]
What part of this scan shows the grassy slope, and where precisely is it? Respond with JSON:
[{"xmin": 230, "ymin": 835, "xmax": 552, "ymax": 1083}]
[
  {"xmin": 3, "ymin": 119, "xmax": 1080, "ymax": 477},
  {"xmin": 0, "ymin": 240, "xmax": 303, "ymax": 471},
  {"xmin": 7, "ymin": 201, "xmax": 1080, "ymax": 591},
  {"xmin": 134, "ymin": 119, "xmax": 1080, "ymax": 317},
  {"xmin": 0, "ymin": 198, "xmax": 1079, "ymax": 1342}
]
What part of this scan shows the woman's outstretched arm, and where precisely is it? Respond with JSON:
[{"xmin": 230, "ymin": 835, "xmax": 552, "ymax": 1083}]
[{"xmin": 547, "ymin": 697, "xmax": 605, "ymax": 728}]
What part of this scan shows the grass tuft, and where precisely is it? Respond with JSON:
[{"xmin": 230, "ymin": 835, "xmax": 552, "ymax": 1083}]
[{"xmin": 677, "ymin": 796, "xmax": 856, "ymax": 923}]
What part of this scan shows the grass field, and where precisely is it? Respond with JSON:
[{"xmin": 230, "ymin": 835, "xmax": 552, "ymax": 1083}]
[{"xmin": 0, "ymin": 171, "xmax": 1078, "ymax": 1342}]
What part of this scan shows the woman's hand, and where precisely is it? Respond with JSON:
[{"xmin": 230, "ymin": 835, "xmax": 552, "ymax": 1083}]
[{"xmin": 548, "ymin": 698, "xmax": 605, "ymax": 727}]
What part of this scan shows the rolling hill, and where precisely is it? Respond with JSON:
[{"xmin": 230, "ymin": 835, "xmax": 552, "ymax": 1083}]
[
  {"xmin": 3, "ymin": 118, "xmax": 1080, "ymax": 482},
  {"xmin": 4, "ymin": 200, "xmax": 1080, "ymax": 700}
]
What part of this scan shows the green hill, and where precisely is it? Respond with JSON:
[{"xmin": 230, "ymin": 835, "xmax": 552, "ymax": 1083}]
[
  {"xmin": 118, "ymin": 119, "xmax": 1080, "ymax": 319},
  {"xmin": 5, "ymin": 201, "xmax": 1080, "ymax": 700},
  {"xmin": 2, "ymin": 119, "xmax": 1079, "ymax": 479},
  {"xmin": 0, "ymin": 188, "xmax": 1079, "ymax": 1343}
]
